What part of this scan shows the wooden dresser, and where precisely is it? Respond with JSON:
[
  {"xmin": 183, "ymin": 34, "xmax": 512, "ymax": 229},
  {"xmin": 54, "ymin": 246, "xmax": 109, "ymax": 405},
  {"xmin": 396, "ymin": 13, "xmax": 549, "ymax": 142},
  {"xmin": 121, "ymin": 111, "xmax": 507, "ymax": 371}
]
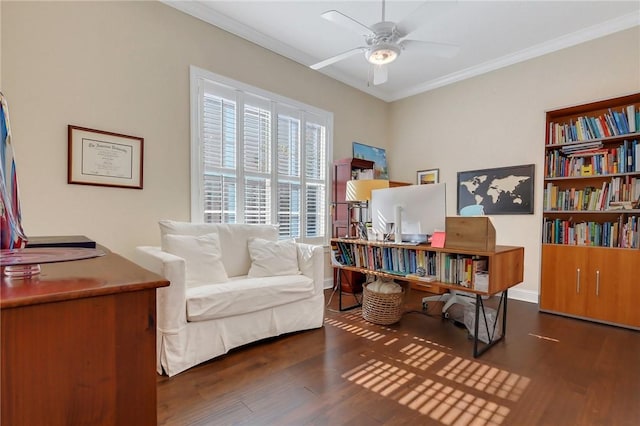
[{"xmin": 1, "ymin": 247, "xmax": 169, "ymax": 425}]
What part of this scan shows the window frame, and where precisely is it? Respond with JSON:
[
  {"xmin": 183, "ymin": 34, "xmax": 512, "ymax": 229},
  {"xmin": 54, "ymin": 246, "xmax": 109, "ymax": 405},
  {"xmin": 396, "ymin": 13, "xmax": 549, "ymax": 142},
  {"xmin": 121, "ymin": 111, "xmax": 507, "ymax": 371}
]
[{"xmin": 189, "ymin": 65, "xmax": 333, "ymax": 245}]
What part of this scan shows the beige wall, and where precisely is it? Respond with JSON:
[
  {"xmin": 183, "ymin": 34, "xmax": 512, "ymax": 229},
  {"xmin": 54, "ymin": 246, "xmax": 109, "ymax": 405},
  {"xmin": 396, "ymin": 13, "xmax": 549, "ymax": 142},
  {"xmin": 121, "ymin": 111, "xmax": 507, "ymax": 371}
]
[
  {"xmin": 389, "ymin": 27, "xmax": 640, "ymax": 299},
  {"xmin": 1, "ymin": 1, "xmax": 388, "ymax": 260}
]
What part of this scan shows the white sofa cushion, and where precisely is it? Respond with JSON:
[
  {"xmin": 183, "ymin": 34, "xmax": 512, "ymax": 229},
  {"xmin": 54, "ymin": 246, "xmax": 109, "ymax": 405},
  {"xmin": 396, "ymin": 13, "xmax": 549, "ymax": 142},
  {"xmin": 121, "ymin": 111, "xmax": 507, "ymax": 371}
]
[
  {"xmin": 162, "ymin": 233, "xmax": 228, "ymax": 288},
  {"xmin": 247, "ymin": 238, "xmax": 300, "ymax": 277},
  {"xmin": 159, "ymin": 220, "xmax": 278, "ymax": 277},
  {"xmin": 185, "ymin": 275, "xmax": 314, "ymax": 322}
]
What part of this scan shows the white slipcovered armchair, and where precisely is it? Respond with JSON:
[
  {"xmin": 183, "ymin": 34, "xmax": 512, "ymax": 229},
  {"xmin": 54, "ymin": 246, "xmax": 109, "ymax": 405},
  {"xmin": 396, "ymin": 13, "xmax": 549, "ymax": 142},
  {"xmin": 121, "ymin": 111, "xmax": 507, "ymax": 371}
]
[{"xmin": 135, "ymin": 221, "xmax": 325, "ymax": 376}]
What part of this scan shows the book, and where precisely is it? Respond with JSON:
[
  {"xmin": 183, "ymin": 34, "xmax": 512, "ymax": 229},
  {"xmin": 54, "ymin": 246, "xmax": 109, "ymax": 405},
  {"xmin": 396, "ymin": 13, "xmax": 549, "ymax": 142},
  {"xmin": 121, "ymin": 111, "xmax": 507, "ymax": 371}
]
[
  {"xmin": 474, "ymin": 272, "xmax": 489, "ymax": 292},
  {"xmin": 598, "ymin": 115, "xmax": 611, "ymax": 137},
  {"xmin": 430, "ymin": 231, "xmax": 445, "ymax": 248},
  {"xmin": 627, "ymin": 105, "xmax": 636, "ymax": 133},
  {"xmin": 25, "ymin": 235, "xmax": 96, "ymax": 249}
]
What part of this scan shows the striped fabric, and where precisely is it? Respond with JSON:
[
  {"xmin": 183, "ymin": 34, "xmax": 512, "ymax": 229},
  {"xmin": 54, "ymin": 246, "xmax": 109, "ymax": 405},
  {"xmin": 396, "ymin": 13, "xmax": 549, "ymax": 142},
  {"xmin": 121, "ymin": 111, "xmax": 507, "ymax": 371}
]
[{"xmin": 1, "ymin": 92, "xmax": 27, "ymax": 249}]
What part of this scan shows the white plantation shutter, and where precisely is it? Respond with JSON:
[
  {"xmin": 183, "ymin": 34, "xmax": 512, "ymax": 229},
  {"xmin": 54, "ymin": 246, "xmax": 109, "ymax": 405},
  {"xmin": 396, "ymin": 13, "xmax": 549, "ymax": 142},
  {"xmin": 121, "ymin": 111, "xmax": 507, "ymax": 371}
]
[
  {"xmin": 244, "ymin": 176, "xmax": 270, "ymax": 224},
  {"xmin": 243, "ymin": 100, "xmax": 271, "ymax": 174},
  {"xmin": 304, "ymin": 115, "xmax": 326, "ymax": 239},
  {"xmin": 243, "ymin": 95, "xmax": 272, "ymax": 224},
  {"xmin": 277, "ymin": 181, "xmax": 300, "ymax": 238},
  {"xmin": 203, "ymin": 174, "xmax": 236, "ymax": 223},
  {"xmin": 191, "ymin": 67, "xmax": 331, "ymax": 244},
  {"xmin": 277, "ymin": 107, "xmax": 301, "ymax": 238},
  {"xmin": 202, "ymin": 90, "xmax": 236, "ymax": 223}
]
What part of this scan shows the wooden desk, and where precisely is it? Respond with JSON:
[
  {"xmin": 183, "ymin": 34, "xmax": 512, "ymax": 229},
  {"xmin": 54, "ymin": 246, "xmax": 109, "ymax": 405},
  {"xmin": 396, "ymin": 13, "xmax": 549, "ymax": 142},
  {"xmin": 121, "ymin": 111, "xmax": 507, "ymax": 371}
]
[
  {"xmin": 1, "ymin": 248, "xmax": 169, "ymax": 426},
  {"xmin": 332, "ymin": 239, "xmax": 525, "ymax": 357}
]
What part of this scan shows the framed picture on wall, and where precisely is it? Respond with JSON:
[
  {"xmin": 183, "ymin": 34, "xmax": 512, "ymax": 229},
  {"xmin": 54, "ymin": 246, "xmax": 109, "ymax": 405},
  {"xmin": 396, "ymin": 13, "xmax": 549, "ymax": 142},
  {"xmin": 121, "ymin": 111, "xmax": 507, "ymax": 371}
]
[
  {"xmin": 417, "ymin": 169, "xmax": 439, "ymax": 184},
  {"xmin": 68, "ymin": 125, "xmax": 144, "ymax": 189},
  {"xmin": 457, "ymin": 164, "xmax": 534, "ymax": 215},
  {"xmin": 352, "ymin": 142, "xmax": 388, "ymax": 179}
]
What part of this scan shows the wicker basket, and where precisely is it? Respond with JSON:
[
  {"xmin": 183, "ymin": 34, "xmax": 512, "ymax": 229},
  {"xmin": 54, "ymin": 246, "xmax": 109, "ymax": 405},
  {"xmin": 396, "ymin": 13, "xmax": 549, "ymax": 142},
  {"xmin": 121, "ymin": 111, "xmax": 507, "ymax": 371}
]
[{"xmin": 362, "ymin": 283, "xmax": 404, "ymax": 325}]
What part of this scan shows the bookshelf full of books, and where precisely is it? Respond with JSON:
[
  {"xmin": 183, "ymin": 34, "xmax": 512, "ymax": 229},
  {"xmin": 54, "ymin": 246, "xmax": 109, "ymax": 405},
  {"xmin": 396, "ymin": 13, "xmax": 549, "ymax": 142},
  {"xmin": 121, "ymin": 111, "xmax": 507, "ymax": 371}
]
[
  {"xmin": 331, "ymin": 238, "xmax": 524, "ymax": 296},
  {"xmin": 540, "ymin": 92, "xmax": 640, "ymax": 329}
]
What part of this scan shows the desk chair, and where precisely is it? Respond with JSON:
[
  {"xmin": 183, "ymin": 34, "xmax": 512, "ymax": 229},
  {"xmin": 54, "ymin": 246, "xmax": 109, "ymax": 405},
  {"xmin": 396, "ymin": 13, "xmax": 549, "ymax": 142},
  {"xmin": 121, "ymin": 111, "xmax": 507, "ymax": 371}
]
[{"xmin": 422, "ymin": 204, "xmax": 485, "ymax": 317}]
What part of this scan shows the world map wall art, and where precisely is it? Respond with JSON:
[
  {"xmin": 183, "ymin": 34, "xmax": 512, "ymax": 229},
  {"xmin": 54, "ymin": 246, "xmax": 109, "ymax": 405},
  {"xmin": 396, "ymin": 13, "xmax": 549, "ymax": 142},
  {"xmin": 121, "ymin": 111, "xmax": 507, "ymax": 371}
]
[{"xmin": 457, "ymin": 164, "xmax": 535, "ymax": 215}]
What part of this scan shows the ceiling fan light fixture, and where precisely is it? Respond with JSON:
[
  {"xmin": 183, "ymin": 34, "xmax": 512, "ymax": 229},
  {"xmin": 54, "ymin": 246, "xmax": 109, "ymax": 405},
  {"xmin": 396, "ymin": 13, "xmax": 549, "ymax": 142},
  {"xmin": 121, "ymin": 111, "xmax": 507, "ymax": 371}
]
[{"xmin": 366, "ymin": 43, "xmax": 400, "ymax": 65}]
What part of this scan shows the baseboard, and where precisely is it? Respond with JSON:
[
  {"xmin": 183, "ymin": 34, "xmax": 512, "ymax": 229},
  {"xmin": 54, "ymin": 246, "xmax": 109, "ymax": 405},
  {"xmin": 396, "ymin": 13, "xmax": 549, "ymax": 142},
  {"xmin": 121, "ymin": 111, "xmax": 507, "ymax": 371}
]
[
  {"xmin": 507, "ymin": 288, "xmax": 538, "ymax": 304},
  {"xmin": 324, "ymin": 278, "xmax": 333, "ymax": 290}
]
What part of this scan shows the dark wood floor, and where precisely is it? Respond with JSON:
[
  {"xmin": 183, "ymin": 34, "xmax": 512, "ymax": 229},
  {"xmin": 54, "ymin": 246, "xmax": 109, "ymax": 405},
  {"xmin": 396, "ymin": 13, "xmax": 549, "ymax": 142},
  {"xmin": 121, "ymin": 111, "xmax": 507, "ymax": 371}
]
[{"xmin": 157, "ymin": 288, "xmax": 640, "ymax": 425}]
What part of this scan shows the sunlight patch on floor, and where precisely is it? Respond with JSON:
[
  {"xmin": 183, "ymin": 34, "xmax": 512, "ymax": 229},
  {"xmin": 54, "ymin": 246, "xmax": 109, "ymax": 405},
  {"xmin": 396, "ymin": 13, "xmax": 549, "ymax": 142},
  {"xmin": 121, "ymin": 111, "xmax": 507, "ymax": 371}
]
[
  {"xmin": 410, "ymin": 335, "xmax": 453, "ymax": 351},
  {"xmin": 399, "ymin": 342, "xmax": 446, "ymax": 370},
  {"xmin": 343, "ymin": 359, "xmax": 509, "ymax": 425},
  {"xmin": 327, "ymin": 309, "xmax": 533, "ymax": 424},
  {"xmin": 399, "ymin": 378, "xmax": 510, "ymax": 426},
  {"xmin": 324, "ymin": 318, "xmax": 386, "ymax": 341},
  {"xmin": 342, "ymin": 359, "xmax": 416, "ymax": 397},
  {"xmin": 436, "ymin": 357, "xmax": 530, "ymax": 402},
  {"xmin": 340, "ymin": 312, "xmax": 364, "ymax": 322}
]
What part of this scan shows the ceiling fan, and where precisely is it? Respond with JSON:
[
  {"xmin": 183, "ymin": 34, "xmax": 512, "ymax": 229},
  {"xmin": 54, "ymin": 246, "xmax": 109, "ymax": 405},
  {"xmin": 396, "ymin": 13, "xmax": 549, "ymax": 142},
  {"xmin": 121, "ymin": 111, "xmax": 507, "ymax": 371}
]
[{"xmin": 310, "ymin": 0, "xmax": 460, "ymax": 86}]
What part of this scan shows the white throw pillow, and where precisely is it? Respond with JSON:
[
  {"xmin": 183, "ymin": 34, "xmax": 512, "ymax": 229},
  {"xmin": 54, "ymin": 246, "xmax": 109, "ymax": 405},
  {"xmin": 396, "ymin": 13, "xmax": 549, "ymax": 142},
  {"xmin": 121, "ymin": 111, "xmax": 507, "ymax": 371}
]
[
  {"xmin": 247, "ymin": 238, "xmax": 300, "ymax": 277},
  {"xmin": 158, "ymin": 220, "xmax": 279, "ymax": 277},
  {"xmin": 162, "ymin": 233, "xmax": 228, "ymax": 287}
]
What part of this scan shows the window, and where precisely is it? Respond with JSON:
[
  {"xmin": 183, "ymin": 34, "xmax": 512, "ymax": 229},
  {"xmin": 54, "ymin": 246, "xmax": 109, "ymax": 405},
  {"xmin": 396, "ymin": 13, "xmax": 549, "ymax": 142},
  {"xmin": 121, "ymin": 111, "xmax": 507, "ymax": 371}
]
[{"xmin": 190, "ymin": 66, "xmax": 332, "ymax": 244}]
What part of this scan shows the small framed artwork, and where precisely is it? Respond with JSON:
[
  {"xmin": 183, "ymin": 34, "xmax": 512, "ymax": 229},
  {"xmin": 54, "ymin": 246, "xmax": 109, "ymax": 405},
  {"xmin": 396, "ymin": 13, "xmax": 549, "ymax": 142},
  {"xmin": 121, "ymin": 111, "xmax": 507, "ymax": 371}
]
[
  {"xmin": 417, "ymin": 168, "xmax": 439, "ymax": 185},
  {"xmin": 68, "ymin": 125, "xmax": 144, "ymax": 189},
  {"xmin": 352, "ymin": 141, "xmax": 388, "ymax": 179}
]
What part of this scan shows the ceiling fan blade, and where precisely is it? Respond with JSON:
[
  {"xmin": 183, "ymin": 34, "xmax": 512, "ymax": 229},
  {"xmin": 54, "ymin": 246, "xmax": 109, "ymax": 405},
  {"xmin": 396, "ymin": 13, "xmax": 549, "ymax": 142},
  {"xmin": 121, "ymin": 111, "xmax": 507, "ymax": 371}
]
[
  {"xmin": 310, "ymin": 47, "xmax": 367, "ymax": 70},
  {"xmin": 321, "ymin": 10, "xmax": 375, "ymax": 37},
  {"xmin": 396, "ymin": 0, "xmax": 458, "ymax": 37},
  {"xmin": 400, "ymin": 39, "xmax": 460, "ymax": 58},
  {"xmin": 373, "ymin": 65, "xmax": 388, "ymax": 86}
]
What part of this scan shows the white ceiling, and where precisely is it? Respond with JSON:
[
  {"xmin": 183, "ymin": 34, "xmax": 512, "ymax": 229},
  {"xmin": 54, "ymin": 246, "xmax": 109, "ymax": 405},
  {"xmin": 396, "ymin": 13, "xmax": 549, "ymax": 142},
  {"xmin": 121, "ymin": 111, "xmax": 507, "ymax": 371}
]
[{"xmin": 164, "ymin": 1, "xmax": 640, "ymax": 102}]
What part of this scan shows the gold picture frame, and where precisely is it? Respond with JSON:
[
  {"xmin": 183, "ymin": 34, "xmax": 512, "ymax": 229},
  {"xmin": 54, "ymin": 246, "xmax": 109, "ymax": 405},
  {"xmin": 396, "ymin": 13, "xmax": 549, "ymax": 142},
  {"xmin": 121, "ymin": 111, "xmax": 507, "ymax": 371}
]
[{"xmin": 417, "ymin": 168, "xmax": 439, "ymax": 185}]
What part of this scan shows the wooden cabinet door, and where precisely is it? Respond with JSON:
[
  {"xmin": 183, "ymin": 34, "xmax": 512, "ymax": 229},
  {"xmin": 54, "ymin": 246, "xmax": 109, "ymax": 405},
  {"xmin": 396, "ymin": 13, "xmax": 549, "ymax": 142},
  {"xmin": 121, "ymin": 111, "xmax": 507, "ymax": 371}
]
[
  {"xmin": 540, "ymin": 245, "xmax": 589, "ymax": 316},
  {"xmin": 615, "ymin": 249, "xmax": 640, "ymax": 327},
  {"xmin": 586, "ymin": 248, "xmax": 640, "ymax": 327}
]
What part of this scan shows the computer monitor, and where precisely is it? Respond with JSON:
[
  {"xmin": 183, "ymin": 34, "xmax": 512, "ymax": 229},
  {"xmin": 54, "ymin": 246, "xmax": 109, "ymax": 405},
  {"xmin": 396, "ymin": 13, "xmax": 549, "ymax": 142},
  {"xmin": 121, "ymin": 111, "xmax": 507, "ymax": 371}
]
[{"xmin": 371, "ymin": 183, "xmax": 446, "ymax": 242}]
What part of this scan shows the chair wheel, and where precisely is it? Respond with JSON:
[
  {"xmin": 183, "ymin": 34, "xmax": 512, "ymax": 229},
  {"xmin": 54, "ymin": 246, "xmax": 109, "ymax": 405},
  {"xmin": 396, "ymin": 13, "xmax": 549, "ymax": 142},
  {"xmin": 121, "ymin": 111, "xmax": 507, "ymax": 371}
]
[
  {"xmin": 443, "ymin": 311, "xmax": 450, "ymax": 319},
  {"xmin": 422, "ymin": 302, "xmax": 428, "ymax": 311}
]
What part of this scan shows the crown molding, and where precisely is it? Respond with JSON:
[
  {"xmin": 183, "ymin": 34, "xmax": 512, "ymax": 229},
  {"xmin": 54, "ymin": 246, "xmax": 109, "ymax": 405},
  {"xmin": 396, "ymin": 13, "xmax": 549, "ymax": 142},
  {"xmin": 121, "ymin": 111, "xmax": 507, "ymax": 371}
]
[
  {"xmin": 389, "ymin": 11, "xmax": 640, "ymax": 102},
  {"xmin": 161, "ymin": 1, "xmax": 392, "ymax": 101}
]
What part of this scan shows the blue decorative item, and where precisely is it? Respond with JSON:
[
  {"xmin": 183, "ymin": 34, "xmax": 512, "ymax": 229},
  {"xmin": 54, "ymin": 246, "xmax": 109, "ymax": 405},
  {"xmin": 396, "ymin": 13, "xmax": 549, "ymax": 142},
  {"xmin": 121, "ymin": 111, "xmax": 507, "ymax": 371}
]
[{"xmin": 1, "ymin": 91, "xmax": 28, "ymax": 249}]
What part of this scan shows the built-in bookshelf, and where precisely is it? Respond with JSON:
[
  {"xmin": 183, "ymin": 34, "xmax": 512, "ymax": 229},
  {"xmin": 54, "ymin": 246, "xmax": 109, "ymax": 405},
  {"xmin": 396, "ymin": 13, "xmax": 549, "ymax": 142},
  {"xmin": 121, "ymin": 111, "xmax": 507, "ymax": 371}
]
[
  {"xmin": 540, "ymin": 92, "xmax": 640, "ymax": 329},
  {"xmin": 542, "ymin": 93, "xmax": 640, "ymax": 249}
]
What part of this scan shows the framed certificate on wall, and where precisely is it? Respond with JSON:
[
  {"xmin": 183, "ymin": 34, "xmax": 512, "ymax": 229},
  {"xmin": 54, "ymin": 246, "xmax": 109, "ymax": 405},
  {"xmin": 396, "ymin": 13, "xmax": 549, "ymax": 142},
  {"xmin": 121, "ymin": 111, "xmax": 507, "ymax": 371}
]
[{"xmin": 68, "ymin": 125, "xmax": 143, "ymax": 189}]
